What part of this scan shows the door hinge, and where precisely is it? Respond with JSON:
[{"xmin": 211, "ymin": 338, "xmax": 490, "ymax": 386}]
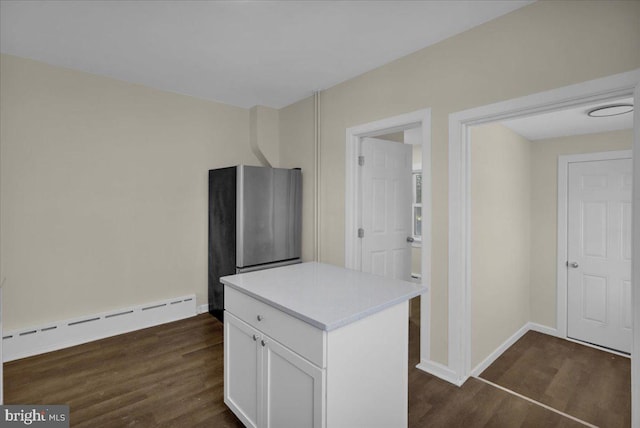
[
  {"xmin": 358, "ymin": 228, "xmax": 365, "ymax": 238},
  {"xmin": 358, "ymin": 156, "xmax": 365, "ymax": 166}
]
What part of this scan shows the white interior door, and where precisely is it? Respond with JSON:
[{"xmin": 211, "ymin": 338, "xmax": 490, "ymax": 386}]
[
  {"xmin": 567, "ymin": 157, "xmax": 632, "ymax": 353},
  {"xmin": 360, "ymin": 137, "xmax": 412, "ymax": 280}
]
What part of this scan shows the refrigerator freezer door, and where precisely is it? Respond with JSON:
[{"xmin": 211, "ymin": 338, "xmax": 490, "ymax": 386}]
[
  {"xmin": 208, "ymin": 166, "xmax": 237, "ymax": 320},
  {"xmin": 237, "ymin": 166, "xmax": 302, "ymax": 268}
]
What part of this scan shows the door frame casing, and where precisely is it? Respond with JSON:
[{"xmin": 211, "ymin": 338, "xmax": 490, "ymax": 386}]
[
  {"xmin": 448, "ymin": 69, "xmax": 640, "ymax": 390},
  {"xmin": 556, "ymin": 150, "xmax": 632, "ymax": 343},
  {"xmin": 345, "ymin": 108, "xmax": 432, "ymax": 363}
]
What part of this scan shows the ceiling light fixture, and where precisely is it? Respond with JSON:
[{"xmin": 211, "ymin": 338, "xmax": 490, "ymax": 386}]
[{"xmin": 587, "ymin": 104, "xmax": 634, "ymax": 117}]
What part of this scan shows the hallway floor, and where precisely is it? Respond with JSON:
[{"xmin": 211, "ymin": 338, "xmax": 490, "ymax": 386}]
[{"xmin": 479, "ymin": 330, "xmax": 630, "ymax": 428}]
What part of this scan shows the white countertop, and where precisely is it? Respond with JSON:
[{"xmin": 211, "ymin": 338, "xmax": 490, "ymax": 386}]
[{"xmin": 221, "ymin": 262, "xmax": 427, "ymax": 331}]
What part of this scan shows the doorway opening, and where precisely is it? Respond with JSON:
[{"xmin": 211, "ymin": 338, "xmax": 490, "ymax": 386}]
[
  {"xmin": 345, "ymin": 108, "xmax": 432, "ymax": 368},
  {"xmin": 448, "ymin": 69, "xmax": 639, "ymax": 423}
]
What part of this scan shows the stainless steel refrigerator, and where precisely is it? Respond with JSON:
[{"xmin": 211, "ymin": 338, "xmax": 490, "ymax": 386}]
[{"xmin": 208, "ymin": 165, "xmax": 302, "ymax": 321}]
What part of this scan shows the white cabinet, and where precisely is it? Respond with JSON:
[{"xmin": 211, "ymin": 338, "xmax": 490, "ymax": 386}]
[
  {"xmin": 224, "ymin": 312, "xmax": 261, "ymax": 428},
  {"xmin": 224, "ymin": 312, "xmax": 324, "ymax": 428},
  {"xmin": 261, "ymin": 330, "xmax": 324, "ymax": 428},
  {"xmin": 224, "ymin": 281, "xmax": 411, "ymax": 428}
]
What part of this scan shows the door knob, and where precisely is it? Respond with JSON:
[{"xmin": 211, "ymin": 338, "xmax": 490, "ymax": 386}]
[
  {"xmin": 406, "ymin": 236, "xmax": 415, "ymax": 243},
  {"xmin": 569, "ymin": 262, "xmax": 579, "ymax": 268},
  {"xmin": 261, "ymin": 339, "xmax": 267, "ymax": 347},
  {"xmin": 252, "ymin": 334, "xmax": 259, "ymax": 341},
  {"xmin": 257, "ymin": 315, "xmax": 264, "ymax": 321}
]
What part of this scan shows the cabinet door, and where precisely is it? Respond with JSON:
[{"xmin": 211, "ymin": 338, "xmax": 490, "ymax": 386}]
[
  {"xmin": 262, "ymin": 337, "xmax": 325, "ymax": 428},
  {"xmin": 225, "ymin": 313, "xmax": 262, "ymax": 428}
]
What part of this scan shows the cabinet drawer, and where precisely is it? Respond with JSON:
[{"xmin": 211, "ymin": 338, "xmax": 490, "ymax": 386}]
[{"xmin": 225, "ymin": 287, "xmax": 326, "ymax": 368}]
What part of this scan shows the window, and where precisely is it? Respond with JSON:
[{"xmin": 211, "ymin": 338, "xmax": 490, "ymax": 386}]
[{"xmin": 412, "ymin": 171, "xmax": 422, "ymax": 242}]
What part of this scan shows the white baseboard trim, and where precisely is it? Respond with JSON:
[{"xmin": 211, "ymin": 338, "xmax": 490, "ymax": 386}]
[
  {"xmin": 527, "ymin": 322, "xmax": 559, "ymax": 337},
  {"xmin": 528, "ymin": 322, "xmax": 629, "ymax": 358},
  {"xmin": 471, "ymin": 323, "xmax": 531, "ymax": 377},
  {"xmin": 564, "ymin": 336, "xmax": 631, "ymax": 358},
  {"xmin": 470, "ymin": 321, "xmax": 629, "ymax": 379},
  {"xmin": 420, "ymin": 321, "xmax": 624, "ymax": 389},
  {"xmin": 470, "ymin": 322, "xmax": 558, "ymax": 377},
  {"xmin": 416, "ymin": 358, "xmax": 464, "ymax": 386},
  {"xmin": 197, "ymin": 304, "xmax": 209, "ymax": 314},
  {"xmin": 2, "ymin": 295, "xmax": 197, "ymax": 362}
]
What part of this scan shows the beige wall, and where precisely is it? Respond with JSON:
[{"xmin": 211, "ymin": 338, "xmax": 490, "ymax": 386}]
[
  {"xmin": 530, "ymin": 129, "xmax": 633, "ymax": 328},
  {"xmin": 411, "ymin": 248, "xmax": 421, "ymax": 277},
  {"xmin": 278, "ymin": 96, "xmax": 317, "ymax": 263},
  {"xmin": 279, "ymin": 0, "xmax": 640, "ymax": 365},
  {"xmin": 0, "ymin": 54, "xmax": 260, "ymax": 331},
  {"xmin": 471, "ymin": 124, "xmax": 531, "ymax": 367}
]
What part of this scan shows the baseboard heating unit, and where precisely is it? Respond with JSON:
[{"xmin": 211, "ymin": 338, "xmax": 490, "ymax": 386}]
[{"xmin": 2, "ymin": 295, "xmax": 197, "ymax": 362}]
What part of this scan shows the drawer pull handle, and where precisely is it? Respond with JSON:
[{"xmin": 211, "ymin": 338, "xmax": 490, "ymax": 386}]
[
  {"xmin": 252, "ymin": 334, "xmax": 259, "ymax": 341},
  {"xmin": 257, "ymin": 315, "xmax": 264, "ymax": 321},
  {"xmin": 261, "ymin": 339, "xmax": 267, "ymax": 347}
]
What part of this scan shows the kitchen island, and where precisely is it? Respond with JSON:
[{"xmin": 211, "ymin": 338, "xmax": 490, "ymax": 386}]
[{"xmin": 221, "ymin": 262, "xmax": 426, "ymax": 428}]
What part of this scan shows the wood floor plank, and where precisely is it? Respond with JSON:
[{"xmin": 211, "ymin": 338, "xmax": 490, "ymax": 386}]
[
  {"xmin": 5, "ymin": 314, "xmax": 604, "ymax": 427},
  {"xmin": 480, "ymin": 330, "xmax": 630, "ymax": 428}
]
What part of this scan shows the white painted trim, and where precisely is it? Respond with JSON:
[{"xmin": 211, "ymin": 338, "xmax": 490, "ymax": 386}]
[
  {"xmin": 471, "ymin": 320, "xmax": 629, "ymax": 380},
  {"xmin": 525, "ymin": 321, "xmax": 630, "ymax": 358},
  {"xmin": 314, "ymin": 91, "xmax": 322, "ymax": 262},
  {"xmin": 344, "ymin": 108, "xmax": 433, "ymax": 366},
  {"xmin": 471, "ymin": 323, "xmax": 530, "ymax": 377},
  {"xmin": 469, "ymin": 322, "xmax": 559, "ymax": 379},
  {"xmin": 564, "ymin": 337, "xmax": 630, "ymax": 359},
  {"xmin": 2, "ymin": 295, "xmax": 197, "ymax": 362},
  {"xmin": 448, "ymin": 70, "xmax": 640, "ymax": 394},
  {"xmin": 632, "ymin": 81, "xmax": 640, "ymax": 428},
  {"xmin": 420, "ymin": 286, "xmax": 431, "ymax": 364},
  {"xmin": 527, "ymin": 322, "xmax": 559, "ymax": 337},
  {"xmin": 416, "ymin": 359, "xmax": 463, "ymax": 386},
  {"xmin": 0, "ymin": 286, "xmax": 3, "ymax": 404},
  {"xmin": 345, "ymin": 128, "xmax": 360, "ymax": 270},
  {"xmin": 448, "ymin": 115, "xmax": 471, "ymax": 386},
  {"xmin": 556, "ymin": 150, "xmax": 632, "ymax": 340},
  {"xmin": 197, "ymin": 303, "xmax": 209, "ymax": 314}
]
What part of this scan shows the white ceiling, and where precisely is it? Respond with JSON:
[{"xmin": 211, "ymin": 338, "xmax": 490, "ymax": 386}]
[
  {"xmin": 0, "ymin": 0, "xmax": 532, "ymax": 109},
  {"xmin": 501, "ymin": 97, "xmax": 634, "ymax": 141}
]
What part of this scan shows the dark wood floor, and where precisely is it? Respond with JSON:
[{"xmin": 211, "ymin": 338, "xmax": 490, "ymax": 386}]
[
  {"xmin": 4, "ymin": 315, "xmax": 243, "ymax": 427},
  {"xmin": 407, "ymin": 320, "xmax": 585, "ymax": 428},
  {"xmin": 5, "ymin": 313, "xmax": 592, "ymax": 427},
  {"xmin": 480, "ymin": 330, "xmax": 631, "ymax": 428}
]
